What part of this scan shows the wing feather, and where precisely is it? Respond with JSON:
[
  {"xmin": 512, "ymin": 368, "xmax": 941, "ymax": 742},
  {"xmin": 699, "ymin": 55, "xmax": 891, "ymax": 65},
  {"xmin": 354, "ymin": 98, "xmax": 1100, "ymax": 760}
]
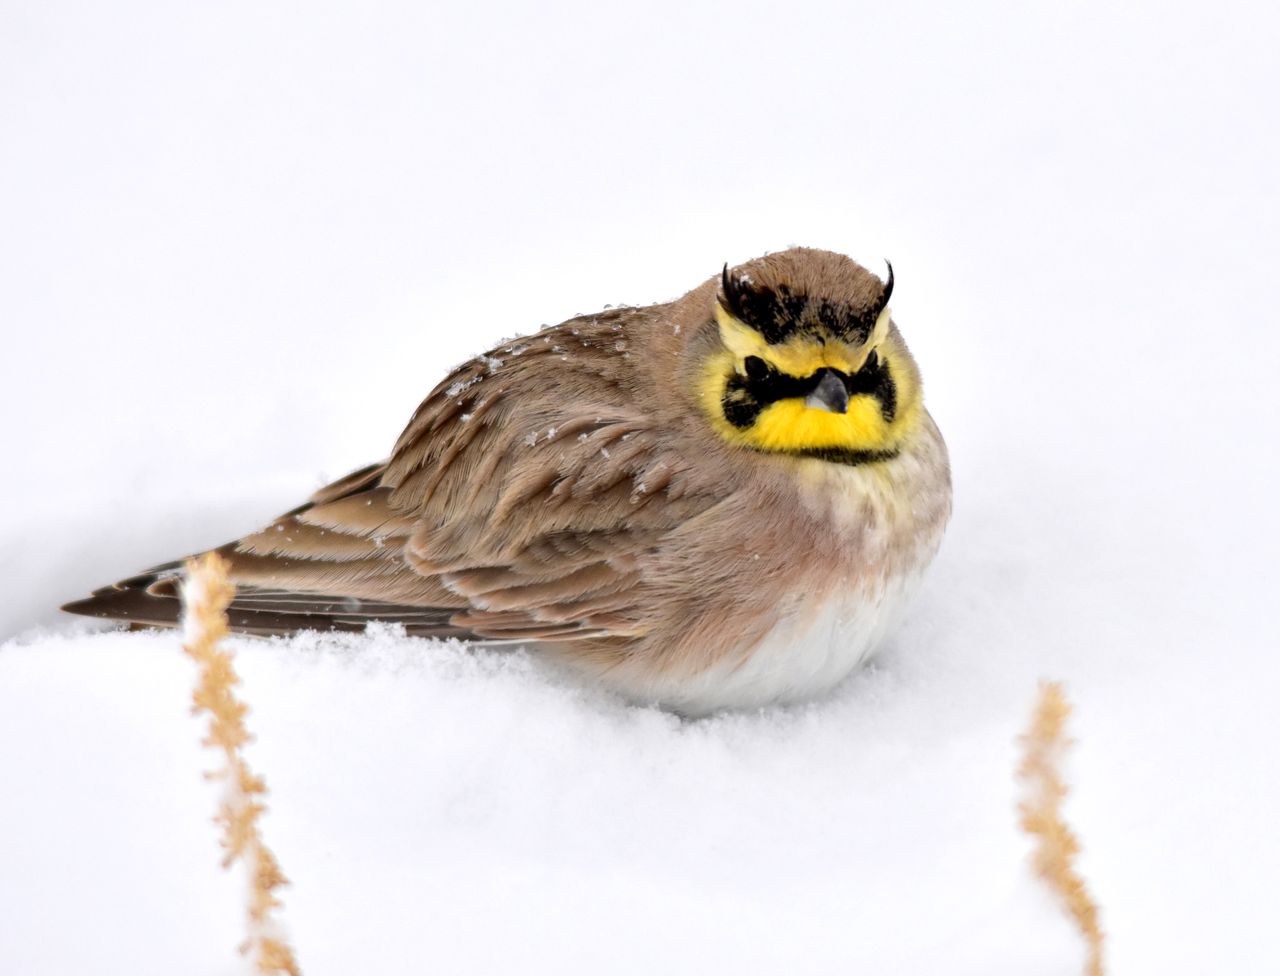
[{"xmin": 65, "ymin": 307, "xmax": 733, "ymax": 645}]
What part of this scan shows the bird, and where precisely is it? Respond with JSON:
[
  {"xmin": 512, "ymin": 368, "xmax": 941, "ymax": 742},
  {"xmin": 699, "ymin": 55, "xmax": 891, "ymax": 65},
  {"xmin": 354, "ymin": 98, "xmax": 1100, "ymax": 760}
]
[{"xmin": 63, "ymin": 247, "xmax": 952, "ymax": 715}]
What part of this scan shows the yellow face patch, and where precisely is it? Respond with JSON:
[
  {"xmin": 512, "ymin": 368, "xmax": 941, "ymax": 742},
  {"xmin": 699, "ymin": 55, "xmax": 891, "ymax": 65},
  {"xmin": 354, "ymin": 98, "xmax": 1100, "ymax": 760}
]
[
  {"xmin": 701, "ymin": 307, "xmax": 922, "ymax": 460},
  {"xmin": 747, "ymin": 396, "xmax": 896, "ymax": 452},
  {"xmin": 714, "ymin": 304, "xmax": 886, "ymax": 376}
]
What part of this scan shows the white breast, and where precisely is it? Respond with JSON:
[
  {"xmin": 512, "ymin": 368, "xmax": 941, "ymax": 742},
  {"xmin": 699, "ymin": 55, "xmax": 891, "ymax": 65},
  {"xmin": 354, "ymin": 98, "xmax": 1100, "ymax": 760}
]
[
  {"xmin": 651, "ymin": 569, "xmax": 925, "ymax": 716},
  {"xmin": 578, "ymin": 431, "xmax": 949, "ymax": 716}
]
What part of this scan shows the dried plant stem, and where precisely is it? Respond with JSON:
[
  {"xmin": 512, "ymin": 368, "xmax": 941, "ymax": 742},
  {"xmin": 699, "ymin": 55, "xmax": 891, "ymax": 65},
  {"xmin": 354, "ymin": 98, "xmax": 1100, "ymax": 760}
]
[
  {"xmin": 182, "ymin": 552, "xmax": 301, "ymax": 976},
  {"xmin": 1017, "ymin": 681, "xmax": 1105, "ymax": 976}
]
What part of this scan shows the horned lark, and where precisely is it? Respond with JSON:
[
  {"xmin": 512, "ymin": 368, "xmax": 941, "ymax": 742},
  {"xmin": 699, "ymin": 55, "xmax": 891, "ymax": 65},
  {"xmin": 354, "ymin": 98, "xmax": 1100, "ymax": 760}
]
[{"xmin": 65, "ymin": 248, "xmax": 951, "ymax": 714}]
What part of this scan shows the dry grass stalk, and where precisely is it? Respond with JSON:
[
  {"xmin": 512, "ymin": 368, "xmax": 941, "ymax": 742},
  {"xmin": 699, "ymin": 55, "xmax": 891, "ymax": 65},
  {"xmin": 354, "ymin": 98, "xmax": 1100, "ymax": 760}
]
[
  {"xmin": 182, "ymin": 552, "xmax": 301, "ymax": 976},
  {"xmin": 1017, "ymin": 681, "xmax": 1105, "ymax": 976}
]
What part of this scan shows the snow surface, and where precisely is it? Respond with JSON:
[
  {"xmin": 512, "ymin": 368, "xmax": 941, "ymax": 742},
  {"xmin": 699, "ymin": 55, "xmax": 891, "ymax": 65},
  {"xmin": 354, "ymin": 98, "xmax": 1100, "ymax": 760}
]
[{"xmin": 2, "ymin": 1, "xmax": 1279, "ymax": 973}]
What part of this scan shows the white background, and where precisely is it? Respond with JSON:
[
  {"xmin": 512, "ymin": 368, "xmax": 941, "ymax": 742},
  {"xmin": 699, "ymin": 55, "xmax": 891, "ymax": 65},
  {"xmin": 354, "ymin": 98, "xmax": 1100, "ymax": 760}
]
[{"xmin": 2, "ymin": 1, "xmax": 1277, "ymax": 973}]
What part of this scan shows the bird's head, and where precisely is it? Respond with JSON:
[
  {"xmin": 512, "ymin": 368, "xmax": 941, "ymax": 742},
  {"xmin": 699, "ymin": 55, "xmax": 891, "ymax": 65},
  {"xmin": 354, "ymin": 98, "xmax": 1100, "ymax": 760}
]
[{"xmin": 697, "ymin": 248, "xmax": 925, "ymax": 465}]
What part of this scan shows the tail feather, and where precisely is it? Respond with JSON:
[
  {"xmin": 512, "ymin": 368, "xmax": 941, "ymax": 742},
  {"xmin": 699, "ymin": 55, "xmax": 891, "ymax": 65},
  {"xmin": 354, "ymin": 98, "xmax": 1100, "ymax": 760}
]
[
  {"xmin": 61, "ymin": 462, "xmax": 477, "ymax": 640},
  {"xmin": 62, "ymin": 574, "xmax": 474, "ymax": 638}
]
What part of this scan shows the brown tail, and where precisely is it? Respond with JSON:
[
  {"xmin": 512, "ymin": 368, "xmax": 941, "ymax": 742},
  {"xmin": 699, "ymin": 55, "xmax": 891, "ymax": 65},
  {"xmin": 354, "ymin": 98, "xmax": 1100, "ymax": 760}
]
[{"xmin": 61, "ymin": 462, "xmax": 477, "ymax": 640}]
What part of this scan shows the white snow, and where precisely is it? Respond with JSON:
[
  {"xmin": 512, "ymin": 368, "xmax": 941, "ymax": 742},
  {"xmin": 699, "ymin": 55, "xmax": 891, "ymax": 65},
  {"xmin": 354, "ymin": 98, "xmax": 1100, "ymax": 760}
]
[{"xmin": 2, "ymin": 1, "xmax": 1279, "ymax": 974}]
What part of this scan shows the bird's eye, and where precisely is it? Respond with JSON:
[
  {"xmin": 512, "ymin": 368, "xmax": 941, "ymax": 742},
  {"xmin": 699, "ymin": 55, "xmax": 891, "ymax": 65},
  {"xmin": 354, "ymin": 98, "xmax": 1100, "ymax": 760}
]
[
  {"xmin": 744, "ymin": 355, "xmax": 770, "ymax": 380},
  {"xmin": 864, "ymin": 350, "xmax": 879, "ymax": 371}
]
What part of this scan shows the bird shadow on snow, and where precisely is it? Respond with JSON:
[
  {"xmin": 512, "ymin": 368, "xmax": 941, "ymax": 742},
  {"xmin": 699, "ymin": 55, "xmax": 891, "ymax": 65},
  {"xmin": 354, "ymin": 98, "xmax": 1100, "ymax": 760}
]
[{"xmin": 5, "ymin": 567, "xmax": 1002, "ymax": 755}]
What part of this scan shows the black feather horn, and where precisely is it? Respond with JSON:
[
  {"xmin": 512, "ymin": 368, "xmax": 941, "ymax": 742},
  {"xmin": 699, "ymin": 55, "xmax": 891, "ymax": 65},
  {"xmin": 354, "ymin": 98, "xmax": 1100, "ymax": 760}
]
[
  {"xmin": 720, "ymin": 263, "xmax": 746, "ymax": 319},
  {"xmin": 871, "ymin": 259, "xmax": 895, "ymax": 321}
]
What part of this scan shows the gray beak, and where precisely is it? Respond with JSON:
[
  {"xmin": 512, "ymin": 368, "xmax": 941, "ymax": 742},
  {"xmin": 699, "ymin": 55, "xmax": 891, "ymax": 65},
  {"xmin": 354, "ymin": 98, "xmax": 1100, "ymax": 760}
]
[{"xmin": 804, "ymin": 369, "xmax": 849, "ymax": 414}]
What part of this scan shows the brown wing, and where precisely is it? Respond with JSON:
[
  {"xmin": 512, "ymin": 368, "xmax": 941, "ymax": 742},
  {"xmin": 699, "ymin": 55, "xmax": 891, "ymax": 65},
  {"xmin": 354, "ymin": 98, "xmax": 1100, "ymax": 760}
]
[
  {"xmin": 63, "ymin": 309, "xmax": 730, "ymax": 641},
  {"xmin": 380, "ymin": 312, "xmax": 727, "ymax": 641}
]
